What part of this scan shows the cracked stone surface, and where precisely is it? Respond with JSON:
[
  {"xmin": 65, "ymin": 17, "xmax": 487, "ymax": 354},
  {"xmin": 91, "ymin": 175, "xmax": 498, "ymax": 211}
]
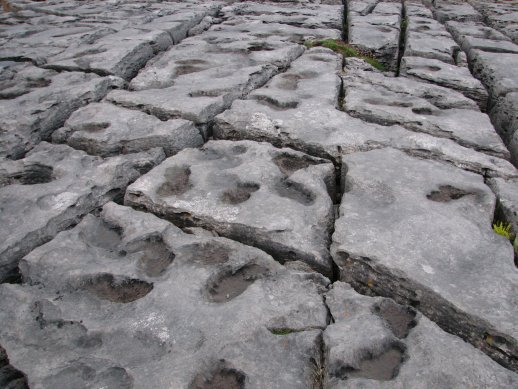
[
  {"xmin": 0, "ymin": 142, "xmax": 164, "ymax": 283},
  {"xmin": 332, "ymin": 147, "xmax": 518, "ymax": 371},
  {"xmin": 0, "ymin": 69, "xmax": 120, "ymax": 159},
  {"xmin": 214, "ymin": 50, "xmax": 516, "ymax": 178},
  {"xmin": 0, "ymin": 202, "xmax": 329, "ymax": 389},
  {"xmin": 324, "ymin": 282, "xmax": 518, "ymax": 388},
  {"xmin": 52, "ymin": 102, "xmax": 204, "ymax": 157},
  {"xmin": 1, "ymin": 0, "xmax": 518, "ymax": 385},
  {"xmin": 125, "ymin": 140, "xmax": 335, "ymax": 275}
]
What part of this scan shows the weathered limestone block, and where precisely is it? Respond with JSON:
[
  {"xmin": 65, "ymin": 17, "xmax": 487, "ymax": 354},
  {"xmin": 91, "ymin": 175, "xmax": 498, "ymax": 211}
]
[
  {"xmin": 433, "ymin": 2, "xmax": 483, "ymax": 24},
  {"xmin": 324, "ymin": 282, "xmax": 518, "ymax": 388},
  {"xmin": 0, "ymin": 202, "xmax": 329, "ymax": 388},
  {"xmin": 332, "ymin": 148, "xmax": 518, "ymax": 371},
  {"xmin": 405, "ymin": 10, "xmax": 460, "ymax": 64},
  {"xmin": 125, "ymin": 140, "xmax": 335, "ymax": 275},
  {"xmin": 0, "ymin": 62, "xmax": 57, "ymax": 99},
  {"xmin": 488, "ymin": 176, "xmax": 518, "ymax": 236},
  {"xmin": 470, "ymin": 51, "xmax": 518, "ymax": 98},
  {"xmin": 400, "ymin": 56, "xmax": 488, "ymax": 110},
  {"xmin": 0, "ymin": 142, "xmax": 164, "ymax": 283},
  {"xmin": 0, "ymin": 70, "xmax": 120, "ymax": 160},
  {"xmin": 343, "ymin": 67, "xmax": 509, "ymax": 158},
  {"xmin": 52, "ymin": 103, "xmax": 204, "ymax": 157},
  {"xmin": 347, "ymin": 1, "xmax": 402, "ymax": 71},
  {"xmin": 214, "ymin": 51, "xmax": 516, "ymax": 178}
]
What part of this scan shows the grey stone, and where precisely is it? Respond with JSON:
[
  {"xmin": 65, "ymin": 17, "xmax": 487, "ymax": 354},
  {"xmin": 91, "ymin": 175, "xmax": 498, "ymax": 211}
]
[
  {"xmin": 0, "ymin": 62, "xmax": 57, "ymax": 99},
  {"xmin": 332, "ymin": 147, "xmax": 518, "ymax": 371},
  {"xmin": 347, "ymin": 1, "xmax": 402, "ymax": 71},
  {"xmin": 445, "ymin": 21, "xmax": 511, "ymax": 42},
  {"xmin": 400, "ymin": 56, "xmax": 488, "ymax": 110},
  {"xmin": 470, "ymin": 50, "xmax": 518, "ymax": 98},
  {"xmin": 405, "ymin": 16, "xmax": 460, "ymax": 64},
  {"xmin": 52, "ymin": 102, "xmax": 204, "ymax": 157},
  {"xmin": 490, "ymin": 92, "xmax": 518, "ymax": 146},
  {"xmin": 0, "ymin": 142, "xmax": 164, "ymax": 283},
  {"xmin": 0, "ymin": 202, "xmax": 329, "ymax": 388},
  {"xmin": 433, "ymin": 2, "xmax": 483, "ymax": 24},
  {"xmin": 488, "ymin": 176, "xmax": 518, "ymax": 235},
  {"xmin": 214, "ymin": 50, "xmax": 516, "ymax": 178},
  {"xmin": 324, "ymin": 282, "xmax": 518, "ymax": 388},
  {"xmin": 0, "ymin": 71, "xmax": 120, "ymax": 160},
  {"xmin": 343, "ymin": 67, "xmax": 509, "ymax": 158},
  {"xmin": 124, "ymin": 140, "xmax": 335, "ymax": 276}
]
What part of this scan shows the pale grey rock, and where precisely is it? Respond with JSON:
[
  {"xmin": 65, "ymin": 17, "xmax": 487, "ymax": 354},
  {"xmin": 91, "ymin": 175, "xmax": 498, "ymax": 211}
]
[
  {"xmin": 445, "ymin": 21, "xmax": 510, "ymax": 42},
  {"xmin": 0, "ymin": 202, "xmax": 329, "ymax": 388},
  {"xmin": 400, "ymin": 56, "xmax": 488, "ymax": 110},
  {"xmin": 405, "ymin": 16, "xmax": 460, "ymax": 64},
  {"xmin": 214, "ymin": 50, "xmax": 516, "ymax": 178},
  {"xmin": 0, "ymin": 71, "xmax": 119, "ymax": 160},
  {"xmin": 490, "ymin": 92, "xmax": 518, "ymax": 147},
  {"xmin": 488, "ymin": 176, "xmax": 518, "ymax": 236},
  {"xmin": 324, "ymin": 282, "xmax": 518, "ymax": 388},
  {"xmin": 52, "ymin": 102, "xmax": 203, "ymax": 157},
  {"xmin": 470, "ymin": 50, "xmax": 518, "ymax": 98},
  {"xmin": 347, "ymin": 1, "xmax": 402, "ymax": 71},
  {"xmin": 459, "ymin": 35, "xmax": 518, "ymax": 55},
  {"xmin": 343, "ymin": 67, "xmax": 509, "ymax": 158},
  {"xmin": 125, "ymin": 140, "xmax": 335, "ymax": 276},
  {"xmin": 348, "ymin": 0, "xmax": 379, "ymax": 16},
  {"xmin": 433, "ymin": 2, "xmax": 483, "ymax": 23},
  {"xmin": 332, "ymin": 148, "xmax": 518, "ymax": 371},
  {"xmin": 0, "ymin": 62, "xmax": 56, "ymax": 99},
  {"xmin": 0, "ymin": 142, "xmax": 164, "ymax": 283}
]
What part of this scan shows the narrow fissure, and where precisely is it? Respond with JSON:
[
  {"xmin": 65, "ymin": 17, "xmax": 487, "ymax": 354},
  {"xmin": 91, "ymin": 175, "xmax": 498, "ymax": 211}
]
[{"xmin": 396, "ymin": 0, "xmax": 407, "ymax": 76}]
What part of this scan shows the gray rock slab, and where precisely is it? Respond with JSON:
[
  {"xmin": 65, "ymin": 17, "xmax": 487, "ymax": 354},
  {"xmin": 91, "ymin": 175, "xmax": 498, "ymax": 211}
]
[
  {"xmin": 124, "ymin": 140, "xmax": 335, "ymax": 276},
  {"xmin": 490, "ymin": 91, "xmax": 518, "ymax": 145},
  {"xmin": 445, "ymin": 20, "xmax": 511, "ymax": 42},
  {"xmin": 347, "ymin": 0, "xmax": 380, "ymax": 16},
  {"xmin": 44, "ymin": 28, "xmax": 168, "ymax": 80},
  {"xmin": 0, "ymin": 142, "xmax": 164, "ymax": 283},
  {"xmin": 324, "ymin": 282, "xmax": 518, "ymax": 388},
  {"xmin": 470, "ymin": 50, "xmax": 518, "ymax": 98},
  {"xmin": 52, "ymin": 102, "xmax": 204, "ymax": 157},
  {"xmin": 400, "ymin": 56, "xmax": 488, "ymax": 110},
  {"xmin": 488, "ymin": 176, "xmax": 518, "ymax": 236},
  {"xmin": 405, "ymin": 17, "xmax": 460, "ymax": 64},
  {"xmin": 0, "ymin": 71, "xmax": 120, "ymax": 160},
  {"xmin": 459, "ymin": 35, "xmax": 518, "ymax": 55},
  {"xmin": 0, "ymin": 202, "xmax": 329, "ymax": 388},
  {"xmin": 0, "ymin": 61, "xmax": 57, "ymax": 99},
  {"xmin": 348, "ymin": 1, "xmax": 402, "ymax": 71},
  {"xmin": 214, "ymin": 50, "xmax": 516, "ymax": 178},
  {"xmin": 433, "ymin": 2, "xmax": 483, "ymax": 23},
  {"xmin": 343, "ymin": 67, "xmax": 509, "ymax": 158},
  {"xmin": 332, "ymin": 147, "xmax": 518, "ymax": 371}
]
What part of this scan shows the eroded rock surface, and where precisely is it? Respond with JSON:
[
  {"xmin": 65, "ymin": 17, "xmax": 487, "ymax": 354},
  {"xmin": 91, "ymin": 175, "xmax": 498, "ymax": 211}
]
[
  {"xmin": 0, "ymin": 142, "xmax": 164, "ymax": 283},
  {"xmin": 0, "ymin": 202, "xmax": 329, "ymax": 389},
  {"xmin": 125, "ymin": 140, "xmax": 335, "ymax": 275},
  {"xmin": 332, "ymin": 148, "xmax": 518, "ymax": 370}
]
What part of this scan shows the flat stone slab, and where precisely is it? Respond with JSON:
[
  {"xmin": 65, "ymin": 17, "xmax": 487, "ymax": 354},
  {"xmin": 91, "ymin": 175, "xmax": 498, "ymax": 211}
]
[
  {"xmin": 0, "ymin": 202, "xmax": 329, "ymax": 389},
  {"xmin": 0, "ymin": 69, "xmax": 119, "ymax": 160},
  {"xmin": 52, "ymin": 102, "xmax": 204, "ymax": 157},
  {"xmin": 343, "ymin": 67, "xmax": 509, "ymax": 158},
  {"xmin": 332, "ymin": 147, "xmax": 518, "ymax": 371},
  {"xmin": 125, "ymin": 140, "xmax": 335, "ymax": 275},
  {"xmin": 324, "ymin": 282, "xmax": 518, "ymax": 387},
  {"xmin": 348, "ymin": 0, "xmax": 402, "ymax": 71},
  {"xmin": 470, "ymin": 50, "xmax": 518, "ymax": 98},
  {"xmin": 400, "ymin": 56, "xmax": 488, "ymax": 110},
  {"xmin": 214, "ymin": 51, "xmax": 516, "ymax": 178},
  {"xmin": 0, "ymin": 142, "xmax": 164, "ymax": 283}
]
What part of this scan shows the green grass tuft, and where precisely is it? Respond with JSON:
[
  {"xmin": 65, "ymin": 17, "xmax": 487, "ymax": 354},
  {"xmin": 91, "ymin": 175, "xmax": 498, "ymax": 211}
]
[
  {"xmin": 493, "ymin": 221, "xmax": 512, "ymax": 239},
  {"xmin": 304, "ymin": 39, "xmax": 385, "ymax": 71}
]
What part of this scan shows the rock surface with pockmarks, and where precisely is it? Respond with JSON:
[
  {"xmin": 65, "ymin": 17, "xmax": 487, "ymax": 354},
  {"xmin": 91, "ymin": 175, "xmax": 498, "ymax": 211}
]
[
  {"xmin": 0, "ymin": 202, "xmax": 329, "ymax": 389},
  {"xmin": 125, "ymin": 140, "xmax": 335, "ymax": 275}
]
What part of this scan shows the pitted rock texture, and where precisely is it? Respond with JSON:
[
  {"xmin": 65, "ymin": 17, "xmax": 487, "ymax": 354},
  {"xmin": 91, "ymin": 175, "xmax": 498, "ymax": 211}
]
[
  {"xmin": 0, "ymin": 142, "xmax": 164, "ymax": 283},
  {"xmin": 125, "ymin": 140, "xmax": 335, "ymax": 276},
  {"xmin": 0, "ymin": 202, "xmax": 329, "ymax": 389},
  {"xmin": 52, "ymin": 102, "xmax": 204, "ymax": 157},
  {"xmin": 332, "ymin": 147, "xmax": 518, "ymax": 371},
  {"xmin": 0, "ymin": 69, "xmax": 120, "ymax": 160},
  {"xmin": 324, "ymin": 282, "xmax": 518, "ymax": 388}
]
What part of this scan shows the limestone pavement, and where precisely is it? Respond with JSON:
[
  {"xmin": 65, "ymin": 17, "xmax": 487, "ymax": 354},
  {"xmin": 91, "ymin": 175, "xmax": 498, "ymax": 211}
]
[{"xmin": 1, "ymin": 0, "xmax": 518, "ymax": 388}]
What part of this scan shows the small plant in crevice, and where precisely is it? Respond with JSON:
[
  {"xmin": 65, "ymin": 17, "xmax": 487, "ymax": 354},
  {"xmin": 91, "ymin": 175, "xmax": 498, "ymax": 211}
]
[
  {"xmin": 304, "ymin": 39, "xmax": 385, "ymax": 71},
  {"xmin": 493, "ymin": 221, "xmax": 512, "ymax": 239}
]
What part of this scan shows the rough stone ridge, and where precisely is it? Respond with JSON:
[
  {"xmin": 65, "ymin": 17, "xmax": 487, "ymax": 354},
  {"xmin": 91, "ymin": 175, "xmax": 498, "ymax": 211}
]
[
  {"xmin": 125, "ymin": 140, "xmax": 335, "ymax": 276},
  {"xmin": 0, "ymin": 202, "xmax": 329, "ymax": 389},
  {"xmin": 0, "ymin": 142, "xmax": 164, "ymax": 283},
  {"xmin": 332, "ymin": 147, "xmax": 518, "ymax": 371}
]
